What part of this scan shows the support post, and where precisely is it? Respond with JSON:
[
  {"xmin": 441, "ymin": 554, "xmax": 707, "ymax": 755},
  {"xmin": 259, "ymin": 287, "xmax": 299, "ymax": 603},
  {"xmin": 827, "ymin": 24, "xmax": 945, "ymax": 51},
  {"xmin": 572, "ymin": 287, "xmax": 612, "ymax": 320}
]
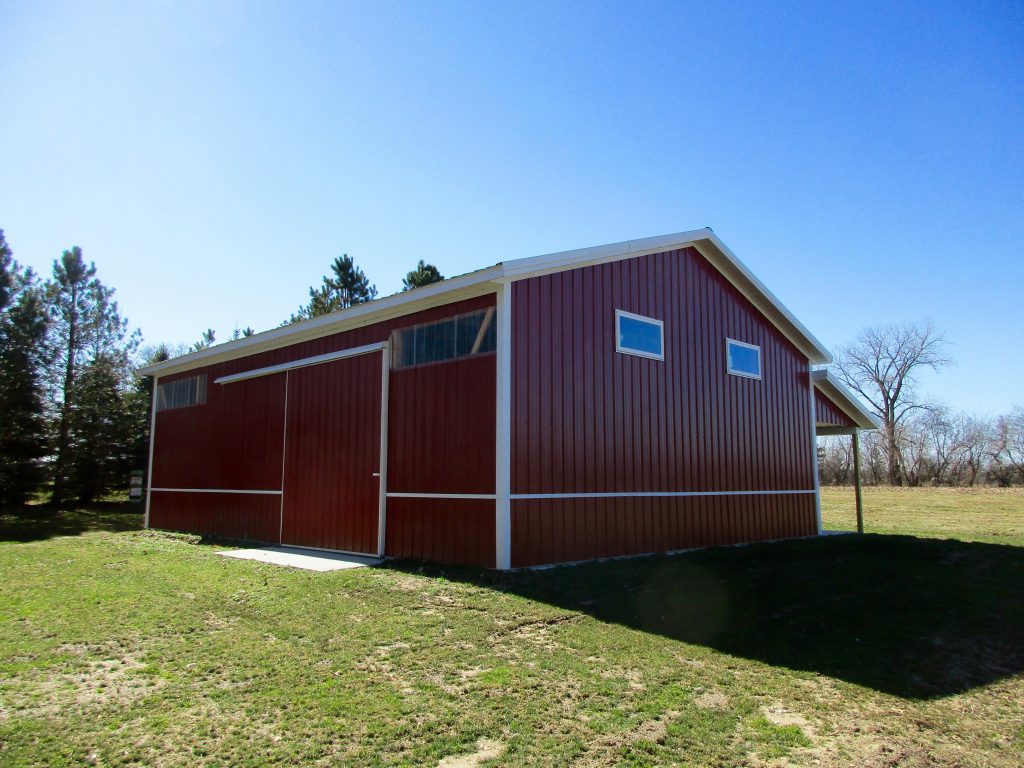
[
  {"xmin": 852, "ymin": 430, "xmax": 864, "ymax": 534},
  {"xmin": 494, "ymin": 282, "xmax": 512, "ymax": 570}
]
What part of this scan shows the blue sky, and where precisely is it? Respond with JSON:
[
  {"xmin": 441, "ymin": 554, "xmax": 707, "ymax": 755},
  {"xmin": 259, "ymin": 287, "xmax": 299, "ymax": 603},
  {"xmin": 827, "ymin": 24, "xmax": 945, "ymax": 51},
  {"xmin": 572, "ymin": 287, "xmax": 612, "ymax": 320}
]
[{"xmin": 1, "ymin": 1, "xmax": 1021, "ymax": 414}]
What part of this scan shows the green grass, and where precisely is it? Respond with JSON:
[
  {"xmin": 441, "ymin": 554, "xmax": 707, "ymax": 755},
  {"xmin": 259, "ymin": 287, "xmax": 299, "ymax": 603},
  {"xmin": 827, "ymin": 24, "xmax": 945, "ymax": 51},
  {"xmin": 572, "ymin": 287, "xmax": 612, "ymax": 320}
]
[
  {"xmin": 1, "ymin": 490, "xmax": 1023, "ymax": 767},
  {"xmin": 822, "ymin": 486, "xmax": 1024, "ymax": 545}
]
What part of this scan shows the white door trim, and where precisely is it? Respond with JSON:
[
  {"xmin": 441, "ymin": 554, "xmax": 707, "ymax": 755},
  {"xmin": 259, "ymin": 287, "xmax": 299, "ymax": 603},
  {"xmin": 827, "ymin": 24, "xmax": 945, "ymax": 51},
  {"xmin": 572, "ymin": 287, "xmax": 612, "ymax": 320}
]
[
  {"xmin": 377, "ymin": 344, "xmax": 391, "ymax": 558},
  {"xmin": 214, "ymin": 342, "xmax": 388, "ymax": 385}
]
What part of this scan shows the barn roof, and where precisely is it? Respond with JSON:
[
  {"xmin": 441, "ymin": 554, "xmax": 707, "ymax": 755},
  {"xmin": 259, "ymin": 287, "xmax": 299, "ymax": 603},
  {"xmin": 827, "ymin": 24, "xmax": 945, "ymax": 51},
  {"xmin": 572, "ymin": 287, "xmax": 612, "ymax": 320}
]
[
  {"xmin": 140, "ymin": 228, "xmax": 833, "ymax": 377},
  {"xmin": 811, "ymin": 369, "xmax": 882, "ymax": 432}
]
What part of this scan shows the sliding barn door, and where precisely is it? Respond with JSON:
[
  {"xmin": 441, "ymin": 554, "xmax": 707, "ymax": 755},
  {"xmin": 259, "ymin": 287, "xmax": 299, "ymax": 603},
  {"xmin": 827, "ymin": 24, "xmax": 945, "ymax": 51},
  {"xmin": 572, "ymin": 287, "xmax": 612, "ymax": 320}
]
[{"xmin": 281, "ymin": 351, "xmax": 384, "ymax": 554}]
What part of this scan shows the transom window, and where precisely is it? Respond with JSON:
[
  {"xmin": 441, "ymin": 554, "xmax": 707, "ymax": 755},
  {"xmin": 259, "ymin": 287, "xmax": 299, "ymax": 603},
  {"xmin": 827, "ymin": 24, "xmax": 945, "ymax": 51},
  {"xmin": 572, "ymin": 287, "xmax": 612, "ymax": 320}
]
[
  {"xmin": 615, "ymin": 309, "xmax": 664, "ymax": 361},
  {"xmin": 726, "ymin": 338, "xmax": 761, "ymax": 379},
  {"xmin": 157, "ymin": 374, "xmax": 207, "ymax": 411},
  {"xmin": 392, "ymin": 307, "xmax": 496, "ymax": 369}
]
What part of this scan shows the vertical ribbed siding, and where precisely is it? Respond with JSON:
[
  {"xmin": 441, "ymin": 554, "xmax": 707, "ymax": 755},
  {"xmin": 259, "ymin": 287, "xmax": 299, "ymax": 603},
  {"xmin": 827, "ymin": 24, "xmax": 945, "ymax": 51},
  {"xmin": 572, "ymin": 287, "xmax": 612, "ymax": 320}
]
[
  {"xmin": 385, "ymin": 498, "xmax": 496, "ymax": 568},
  {"xmin": 510, "ymin": 494, "xmax": 816, "ymax": 568},
  {"xmin": 814, "ymin": 389, "xmax": 858, "ymax": 428},
  {"xmin": 510, "ymin": 247, "xmax": 817, "ymax": 566},
  {"xmin": 152, "ymin": 371, "xmax": 286, "ymax": 491},
  {"xmin": 149, "ymin": 294, "xmax": 498, "ymax": 565},
  {"xmin": 282, "ymin": 352, "xmax": 381, "ymax": 554},
  {"xmin": 149, "ymin": 491, "xmax": 281, "ymax": 543},
  {"xmin": 387, "ymin": 354, "xmax": 495, "ymax": 494}
]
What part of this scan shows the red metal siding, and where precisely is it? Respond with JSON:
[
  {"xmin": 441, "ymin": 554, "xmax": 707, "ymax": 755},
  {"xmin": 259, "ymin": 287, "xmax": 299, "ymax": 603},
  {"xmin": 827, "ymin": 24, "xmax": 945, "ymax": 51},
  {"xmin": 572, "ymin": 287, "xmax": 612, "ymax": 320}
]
[
  {"xmin": 151, "ymin": 372, "xmax": 285, "ymax": 490},
  {"xmin": 149, "ymin": 491, "xmax": 280, "ymax": 543},
  {"xmin": 386, "ymin": 497, "xmax": 496, "ymax": 568},
  {"xmin": 510, "ymin": 247, "xmax": 817, "ymax": 566},
  {"xmin": 510, "ymin": 494, "xmax": 817, "ymax": 568},
  {"xmin": 387, "ymin": 354, "xmax": 495, "ymax": 494},
  {"xmin": 815, "ymin": 389, "xmax": 857, "ymax": 428},
  {"xmin": 281, "ymin": 353, "xmax": 382, "ymax": 554},
  {"xmin": 149, "ymin": 294, "xmax": 497, "ymax": 566}
]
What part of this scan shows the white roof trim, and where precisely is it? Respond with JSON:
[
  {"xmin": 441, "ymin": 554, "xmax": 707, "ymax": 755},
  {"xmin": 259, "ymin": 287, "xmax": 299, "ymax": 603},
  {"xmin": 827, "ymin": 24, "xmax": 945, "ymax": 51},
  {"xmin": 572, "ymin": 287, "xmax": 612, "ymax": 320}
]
[
  {"xmin": 811, "ymin": 369, "xmax": 882, "ymax": 430},
  {"xmin": 139, "ymin": 265, "xmax": 503, "ymax": 376},
  {"xmin": 141, "ymin": 228, "xmax": 833, "ymax": 377}
]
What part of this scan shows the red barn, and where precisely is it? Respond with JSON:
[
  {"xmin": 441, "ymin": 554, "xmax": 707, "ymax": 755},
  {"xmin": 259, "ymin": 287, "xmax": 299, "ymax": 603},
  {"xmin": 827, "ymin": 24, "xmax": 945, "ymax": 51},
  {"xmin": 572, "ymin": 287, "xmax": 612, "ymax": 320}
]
[{"xmin": 140, "ymin": 229, "xmax": 877, "ymax": 569}]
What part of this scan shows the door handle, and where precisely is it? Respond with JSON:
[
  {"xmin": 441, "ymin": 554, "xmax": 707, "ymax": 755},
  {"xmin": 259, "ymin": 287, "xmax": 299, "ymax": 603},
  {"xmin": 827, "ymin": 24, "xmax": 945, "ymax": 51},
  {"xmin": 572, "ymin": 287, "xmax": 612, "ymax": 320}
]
[{"xmin": 372, "ymin": 472, "xmax": 381, "ymax": 477}]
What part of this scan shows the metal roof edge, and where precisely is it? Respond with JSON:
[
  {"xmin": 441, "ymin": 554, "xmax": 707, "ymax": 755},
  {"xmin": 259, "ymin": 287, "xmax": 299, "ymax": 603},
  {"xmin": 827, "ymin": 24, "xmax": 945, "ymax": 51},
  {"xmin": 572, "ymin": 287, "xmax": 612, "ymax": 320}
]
[
  {"xmin": 139, "ymin": 265, "xmax": 504, "ymax": 377},
  {"xmin": 140, "ymin": 228, "xmax": 837, "ymax": 377},
  {"xmin": 500, "ymin": 228, "xmax": 833, "ymax": 365},
  {"xmin": 811, "ymin": 369, "xmax": 882, "ymax": 430}
]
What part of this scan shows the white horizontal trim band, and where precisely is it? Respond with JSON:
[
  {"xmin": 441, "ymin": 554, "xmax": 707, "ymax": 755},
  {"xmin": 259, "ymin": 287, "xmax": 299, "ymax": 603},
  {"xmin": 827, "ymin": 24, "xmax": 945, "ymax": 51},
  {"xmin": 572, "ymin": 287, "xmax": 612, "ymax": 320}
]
[
  {"xmin": 510, "ymin": 490, "xmax": 816, "ymax": 500},
  {"xmin": 151, "ymin": 488, "xmax": 283, "ymax": 495},
  {"xmin": 386, "ymin": 492, "xmax": 497, "ymax": 500},
  {"xmin": 214, "ymin": 342, "xmax": 387, "ymax": 385}
]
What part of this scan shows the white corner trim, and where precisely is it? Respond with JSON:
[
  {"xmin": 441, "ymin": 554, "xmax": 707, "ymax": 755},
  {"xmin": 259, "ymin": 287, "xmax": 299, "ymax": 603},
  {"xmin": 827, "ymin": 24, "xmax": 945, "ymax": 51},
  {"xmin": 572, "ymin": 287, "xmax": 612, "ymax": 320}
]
[
  {"xmin": 144, "ymin": 375, "xmax": 159, "ymax": 529},
  {"xmin": 614, "ymin": 309, "xmax": 665, "ymax": 361},
  {"xmin": 495, "ymin": 281, "xmax": 513, "ymax": 570},
  {"xmin": 214, "ymin": 342, "xmax": 388, "ymax": 385}
]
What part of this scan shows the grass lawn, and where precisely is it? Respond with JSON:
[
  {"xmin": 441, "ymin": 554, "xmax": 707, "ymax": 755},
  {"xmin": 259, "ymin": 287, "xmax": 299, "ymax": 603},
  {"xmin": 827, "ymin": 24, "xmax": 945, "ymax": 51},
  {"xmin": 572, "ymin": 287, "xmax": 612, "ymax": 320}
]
[
  {"xmin": 821, "ymin": 486, "xmax": 1024, "ymax": 546},
  {"xmin": 1, "ymin": 491, "xmax": 1022, "ymax": 767}
]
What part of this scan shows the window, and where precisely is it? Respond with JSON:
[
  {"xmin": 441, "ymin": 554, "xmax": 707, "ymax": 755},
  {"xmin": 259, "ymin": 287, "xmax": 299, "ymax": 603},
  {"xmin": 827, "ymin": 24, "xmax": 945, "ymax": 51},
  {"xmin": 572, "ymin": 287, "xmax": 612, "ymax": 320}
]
[
  {"xmin": 392, "ymin": 307, "xmax": 496, "ymax": 369},
  {"xmin": 157, "ymin": 374, "xmax": 207, "ymax": 411},
  {"xmin": 615, "ymin": 309, "xmax": 664, "ymax": 360},
  {"xmin": 726, "ymin": 338, "xmax": 761, "ymax": 379}
]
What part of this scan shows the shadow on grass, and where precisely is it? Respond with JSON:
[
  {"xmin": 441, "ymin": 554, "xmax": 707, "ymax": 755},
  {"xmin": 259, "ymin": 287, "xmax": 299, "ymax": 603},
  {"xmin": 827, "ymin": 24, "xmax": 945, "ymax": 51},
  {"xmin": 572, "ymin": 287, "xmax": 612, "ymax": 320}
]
[
  {"xmin": 390, "ymin": 534, "xmax": 1024, "ymax": 700},
  {"xmin": 0, "ymin": 501, "xmax": 144, "ymax": 542}
]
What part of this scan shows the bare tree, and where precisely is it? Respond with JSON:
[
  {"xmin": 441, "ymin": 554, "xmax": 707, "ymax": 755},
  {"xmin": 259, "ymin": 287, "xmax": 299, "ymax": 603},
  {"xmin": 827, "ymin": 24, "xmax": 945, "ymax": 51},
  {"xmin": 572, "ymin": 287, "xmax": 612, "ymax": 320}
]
[
  {"xmin": 896, "ymin": 413, "xmax": 931, "ymax": 487},
  {"xmin": 817, "ymin": 437, "xmax": 853, "ymax": 485},
  {"xmin": 833, "ymin": 320, "xmax": 951, "ymax": 485},
  {"xmin": 955, "ymin": 415, "xmax": 992, "ymax": 486},
  {"xmin": 990, "ymin": 407, "xmax": 1024, "ymax": 486}
]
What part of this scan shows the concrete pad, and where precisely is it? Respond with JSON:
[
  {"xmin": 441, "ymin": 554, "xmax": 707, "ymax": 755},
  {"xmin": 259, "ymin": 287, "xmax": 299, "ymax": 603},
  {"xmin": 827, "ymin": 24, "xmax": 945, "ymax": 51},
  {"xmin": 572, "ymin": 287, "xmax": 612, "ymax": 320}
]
[{"xmin": 219, "ymin": 546, "xmax": 381, "ymax": 571}]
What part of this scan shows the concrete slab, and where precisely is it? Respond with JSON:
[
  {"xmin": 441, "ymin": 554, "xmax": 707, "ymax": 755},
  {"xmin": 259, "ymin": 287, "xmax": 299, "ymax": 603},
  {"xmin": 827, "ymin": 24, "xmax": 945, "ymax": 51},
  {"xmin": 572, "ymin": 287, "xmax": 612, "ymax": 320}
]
[{"xmin": 219, "ymin": 546, "xmax": 381, "ymax": 572}]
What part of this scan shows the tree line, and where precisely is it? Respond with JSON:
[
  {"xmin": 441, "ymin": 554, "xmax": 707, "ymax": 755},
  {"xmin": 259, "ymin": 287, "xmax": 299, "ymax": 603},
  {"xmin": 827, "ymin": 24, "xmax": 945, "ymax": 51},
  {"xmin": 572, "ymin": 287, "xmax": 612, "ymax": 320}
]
[
  {"xmin": 0, "ymin": 227, "xmax": 443, "ymax": 510},
  {"xmin": 820, "ymin": 320, "xmax": 1023, "ymax": 487}
]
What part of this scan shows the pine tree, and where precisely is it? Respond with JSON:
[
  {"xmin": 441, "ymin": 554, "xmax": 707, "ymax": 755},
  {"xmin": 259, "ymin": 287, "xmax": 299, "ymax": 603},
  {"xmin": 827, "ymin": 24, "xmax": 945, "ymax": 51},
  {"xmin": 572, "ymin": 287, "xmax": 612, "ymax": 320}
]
[
  {"xmin": 191, "ymin": 328, "xmax": 216, "ymax": 351},
  {"xmin": 289, "ymin": 254, "xmax": 377, "ymax": 322},
  {"xmin": 0, "ymin": 231, "xmax": 50, "ymax": 506},
  {"xmin": 402, "ymin": 260, "xmax": 444, "ymax": 291},
  {"xmin": 66, "ymin": 354, "xmax": 131, "ymax": 504},
  {"xmin": 45, "ymin": 246, "xmax": 138, "ymax": 505}
]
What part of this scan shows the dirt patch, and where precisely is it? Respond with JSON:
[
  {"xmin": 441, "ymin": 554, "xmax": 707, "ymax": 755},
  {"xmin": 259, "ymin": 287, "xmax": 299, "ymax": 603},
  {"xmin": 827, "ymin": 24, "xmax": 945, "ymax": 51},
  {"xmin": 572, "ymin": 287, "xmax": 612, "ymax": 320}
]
[
  {"xmin": 203, "ymin": 611, "xmax": 238, "ymax": 632},
  {"xmin": 1, "ymin": 640, "xmax": 161, "ymax": 721},
  {"xmin": 571, "ymin": 712, "xmax": 677, "ymax": 767},
  {"xmin": 694, "ymin": 688, "xmax": 730, "ymax": 710},
  {"xmin": 488, "ymin": 614, "xmax": 581, "ymax": 651},
  {"xmin": 437, "ymin": 738, "xmax": 505, "ymax": 767},
  {"xmin": 763, "ymin": 703, "xmax": 813, "ymax": 731}
]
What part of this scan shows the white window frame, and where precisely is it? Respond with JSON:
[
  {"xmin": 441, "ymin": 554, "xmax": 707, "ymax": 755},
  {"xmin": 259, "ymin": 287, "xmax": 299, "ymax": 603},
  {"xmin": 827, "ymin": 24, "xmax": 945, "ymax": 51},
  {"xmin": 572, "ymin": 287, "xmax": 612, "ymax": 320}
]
[
  {"xmin": 725, "ymin": 338, "xmax": 762, "ymax": 380},
  {"xmin": 615, "ymin": 309, "xmax": 664, "ymax": 361}
]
